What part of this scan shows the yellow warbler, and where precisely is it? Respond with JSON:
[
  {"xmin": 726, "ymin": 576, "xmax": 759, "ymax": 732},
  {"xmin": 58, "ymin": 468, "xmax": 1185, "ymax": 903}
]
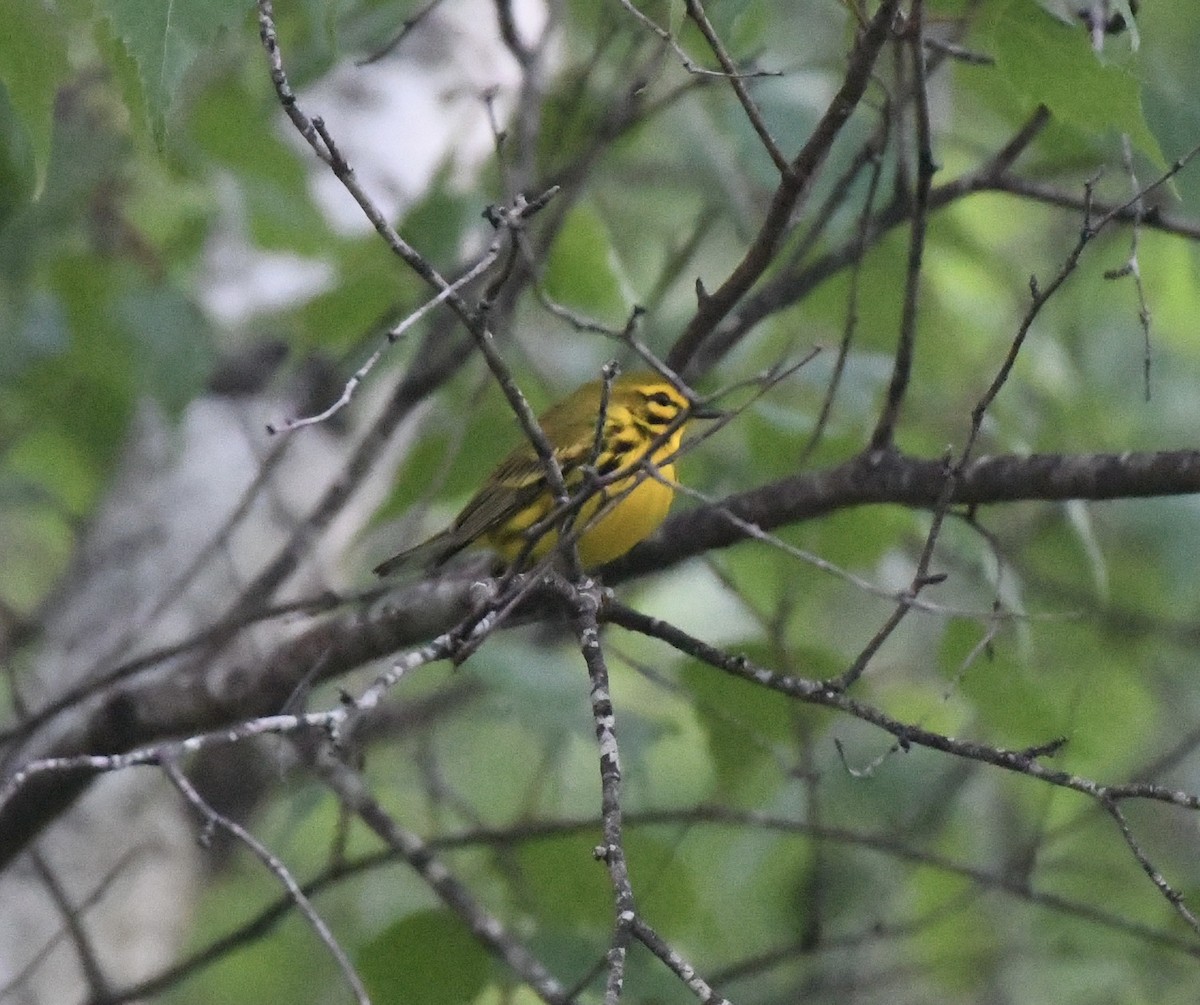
[{"xmin": 373, "ymin": 372, "xmax": 714, "ymax": 574}]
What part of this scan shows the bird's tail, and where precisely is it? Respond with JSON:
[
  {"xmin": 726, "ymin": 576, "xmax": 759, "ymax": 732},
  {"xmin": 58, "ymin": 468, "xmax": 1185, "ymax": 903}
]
[{"xmin": 372, "ymin": 530, "xmax": 467, "ymax": 576}]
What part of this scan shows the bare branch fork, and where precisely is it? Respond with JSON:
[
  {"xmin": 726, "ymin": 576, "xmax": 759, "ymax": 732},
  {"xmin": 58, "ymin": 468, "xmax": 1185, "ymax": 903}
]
[
  {"xmin": 831, "ymin": 130, "xmax": 1200, "ymax": 696},
  {"xmin": 11, "ymin": 0, "xmax": 1200, "ymax": 999},
  {"xmin": 0, "ymin": 0, "xmax": 916, "ymax": 882},
  {"xmin": 666, "ymin": 0, "xmax": 905, "ymax": 373},
  {"xmin": 603, "ymin": 602, "xmax": 1200, "ymax": 929},
  {"xmin": 0, "ymin": 0, "xmax": 579, "ymax": 906},
  {"xmin": 617, "ymin": 446, "xmax": 1200, "ymax": 578},
  {"xmin": 267, "ymin": 247, "xmax": 503, "ymax": 434},
  {"xmin": 601, "ymin": 603, "xmax": 1200, "ymax": 814},
  {"xmin": 10, "ymin": 446, "xmax": 1200, "ymax": 851},
  {"xmin": 162, "ymin": 758, "xmax": 371, "ymax": 1004},
  {"xmin": 44, "ymin": 18, "xmax": 631, "ymax": 706},
  {"xmin": 94, "ymin": 804, "xmax": 1200, "ymax": 1002}
]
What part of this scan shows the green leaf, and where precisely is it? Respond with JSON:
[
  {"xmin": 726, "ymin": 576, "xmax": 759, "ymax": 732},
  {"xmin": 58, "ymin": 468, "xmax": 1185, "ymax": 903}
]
[
  {"xmin": 678, "ymin": 648, "xmax": 800, "ymax": 803},
  {"xmin": 6, "ymin": 424, "xmax": 102, "ymax": 517},
  {"xmin": 515, "ymin": 831, "xmax": 695, "ymax": 930},
  {"xmin": 0, "ymin": 83, "xmax": 36, "ymax": 232},
  {"xmin": 984, "ymin": 0, "xmax": 1163, "ymax": 165},
  {"xmin": 668, "ymin": 0, "xmax": 685, "ymax": 39},
  {"xmin": 358, "ymin": 909, "xmax": 491, "ymax": 1005},
  {"xmin": 516, "ymin": 834, "xmax": 612, "ymax": 928},
  {"xmin": 97, "ymin": 0, "xmax": 249, "ymax": 145},
  {"xmin": 543, "ymin": 203, "xmax": 629, "ymax": 319},
  {"xmin": 0, "ymin": 0, "xmax": 69, "ymax": 195},
  {"xmin": 189, "ymin": 77, "xmax": 331, "ymax": 252},
  {"xmin": 115, "ymin": 286, "xmax": 216, "ymax": 413},
  {"xmin": 0, "ymin": 497, "xmax": 74, "ymax": 612}
]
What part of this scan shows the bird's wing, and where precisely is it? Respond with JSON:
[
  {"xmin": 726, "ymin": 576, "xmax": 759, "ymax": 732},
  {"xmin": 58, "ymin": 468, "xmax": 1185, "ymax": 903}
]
[
  {"xmin": 374, "ymin": 398, "xmax": 611, "ymax": 575},
  {"xmin": 451, "ymin": 419, "xmax": 599, "ymax": 543}
]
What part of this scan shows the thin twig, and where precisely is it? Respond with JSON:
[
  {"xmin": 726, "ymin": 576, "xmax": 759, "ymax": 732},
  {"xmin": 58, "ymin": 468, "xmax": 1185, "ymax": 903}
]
[
  {"xmin": 798, "ymin": 125, "xmax": 887, "ymax": 462},
  {"xmin": 686, "ymin": 104, "xmax": 1055, "ymax": 368},
  {"xmin": 30, "ymin": 850, "xmax": 113, "ymax": 1000},
  {"xmin": 0, "ymin": 625, "xmax": 466, "ymax": 813},
  {"xmin": 667, "ymin": 0, "xmax": 903, "ymax": 373},
  {"xmin": 315, "ymin": 753, "xmax": 570, "ymax": 1004},
  {"xmin": 1103, "ymin": 797, "xmax": 1200, "ymax": 936},
  {"xmin": 602, "ymin": 602, "xmax": 1200, "ymax": 813},
  {"xmin": 1104, "ymin": 133, "xmax": 1153, "ymax": 402},
  {"xmin": 0, "ymin": 847, "xmax": 143, "ymax": 1002},
  {"xmin": 666, "ymin": 476, "xmax": 1035, "ymax": 621},
  {"xmin": 259, "ymin": 0, "xmax": 568, "ymax": 491},
  {"xmin": 966, "ymin": 135, "xmax": 1200, "ymax": 455},
  {"xmin": 269, "ymin": 249, "xmax": 502, "ymax": 433},
  {"xmin": 108, "ymin": 802, "xmax": 1200, "ymax": 1004},
  {"xmin": 683, "ymin": 0, "xmax": 789, "ymax": 173},
  {"xmin": 613, "ymin": 0, "xmax": 780, "ymax": 81},
  {"xmin": 162, "ymin": 758, "xmax": 370, "ymax": 1004},
  {"xmin": 357, "ymin": 0, "xmax": 447, "ymax": 65},
  {"xmin": 632, "ymin": 915, "xmax": 731, "ymax": 1005},
  {"xmin": 870, "ymin": 0, "xmax": 934, "ymax": 451}
]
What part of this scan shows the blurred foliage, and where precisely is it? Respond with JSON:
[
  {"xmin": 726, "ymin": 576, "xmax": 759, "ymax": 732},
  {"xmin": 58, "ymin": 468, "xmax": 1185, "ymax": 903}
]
[{"xmin": 5, "ymin": 0, "xmax": 1200, "ymax": 1003}]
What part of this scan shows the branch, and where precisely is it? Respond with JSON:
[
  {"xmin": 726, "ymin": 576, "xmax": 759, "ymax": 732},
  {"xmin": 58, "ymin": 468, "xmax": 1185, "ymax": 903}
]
[
  {"xmin": 682, "ymin": 0, "xmax": 789, "ymax": 173},
  {"xmin": 315, "ymin": 754, "xmax": 570, "ymax": 1003},
  {"xmin": 567, "ymin": 579, "xmax": 635, "ymax": 1001},
  {"xmin": 611, "ymin": 447, "xmax": 1200, "ymax": 578},
  {"xmin": 869, "ymin": 0, "xmax": 934, "ymax": 450},
  {"xmin": 110, "ymin": 803, "xmax": 1200, "ymax": 1002},
  {"xmin": 10, "ymin": 446, "xmax": 1200, "ymax": 868},
  {"xmin": 0, "ymin": 574, "xmax": 479, "ymax": 871},
  {"xmin": 666, "ymin": 0, "xmax": 902, "ymax": 373},
  {"xmin": 162, "ymin": 758, "xmax": 369, "ymax": 1004},
  {"xmin": 603, "ymin": 603, "xmax": 1200, "ymax": 813},
  {"xmin": 632, "ymin": 916, "xmax": 730, "ymax": 1005}
]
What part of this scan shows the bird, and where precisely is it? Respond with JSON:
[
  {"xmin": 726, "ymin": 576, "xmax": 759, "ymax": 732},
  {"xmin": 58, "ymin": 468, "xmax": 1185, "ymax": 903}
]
[{"xmin": 373, "ymin": 371, "xmax": 715, "ymax": 575}]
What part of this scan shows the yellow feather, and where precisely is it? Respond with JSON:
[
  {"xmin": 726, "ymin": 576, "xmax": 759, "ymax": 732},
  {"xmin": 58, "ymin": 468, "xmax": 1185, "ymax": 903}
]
[{"xmin": 374, "ymin": 372, "xmax": 705, "ymax": 574}]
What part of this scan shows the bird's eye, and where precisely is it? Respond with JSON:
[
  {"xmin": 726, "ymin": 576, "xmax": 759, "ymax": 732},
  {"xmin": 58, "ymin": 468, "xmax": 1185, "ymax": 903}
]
[{"xmin": 647, "ymin": 390, "xmax": 674, "ymax": 408}]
